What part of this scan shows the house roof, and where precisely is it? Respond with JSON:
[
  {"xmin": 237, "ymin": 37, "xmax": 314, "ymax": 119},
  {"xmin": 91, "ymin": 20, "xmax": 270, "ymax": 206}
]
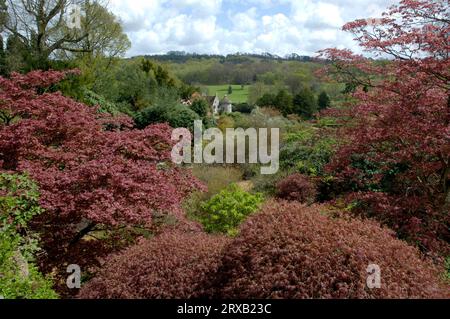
[
  {"xmin": 220, "ymin": 95, "xmax": 231, "ymax": 105},
  {"xmin": 204, "ymin": 96, "xmax": 217, "ymax": 104}
]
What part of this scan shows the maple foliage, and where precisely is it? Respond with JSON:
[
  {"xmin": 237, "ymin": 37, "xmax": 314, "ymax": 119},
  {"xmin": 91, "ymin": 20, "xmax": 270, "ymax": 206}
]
[
  {"xmin": 80, "ymin": 201, "xmax": 448, "ymax": 299},
  {"xmin": 0, "ymin": 70, "xmax": 204, "ymax": 254},
  {"xmin": 276, "ymin": 173, "xmax": 317, "ymax": 204},
  {"xmin": 78, "ymin": 231, "xmax": 229, "ymax": 299},
  {"xmin": 319, "ymin": 0, "xmax": 450, "ymax": 254},
  {"xmin": 206, "ymin": 201, "xmax": 448, "ymax": 299}
]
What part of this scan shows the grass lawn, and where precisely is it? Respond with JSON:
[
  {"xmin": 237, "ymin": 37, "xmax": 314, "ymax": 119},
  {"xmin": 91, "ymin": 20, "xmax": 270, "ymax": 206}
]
[{"xmin": 205, "ymin": 85, "xmax": 249, "ymax": 104}]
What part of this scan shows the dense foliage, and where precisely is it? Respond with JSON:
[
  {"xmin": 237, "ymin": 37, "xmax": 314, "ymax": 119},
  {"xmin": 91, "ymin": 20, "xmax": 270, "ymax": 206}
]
[
  {"xmin": 1, "ymin": 0, "xmax": 449, "ymax": 300},
  {"xmin": 280, "ymin": 126, "xmax": 337, "ymax": 176},
  {"xmin": 199, "ymin": 184, "xmax": 264, "ymax": 236},
  {"xmin": 318, "ymin": 91, "xmax": 331, "ymax": 110},
  {"xmin": 190, "ymin": 99, "xmax": 209, "ymax": 118},
  {"xmin": 256, "ymin": 87, "xmax": 321, "ymax": 119},
  {"xmin": 78, "ymin": 231, "xmax": 229, "ymax": 299},
  {"xmin": 320, "ymin": 0, "xmax": 450, "ymax": 254},
  {"xmin": 0, "ymin": 0, "xmax": 130, "ymax": 73},
  {"xmin": 293, "ymin": 87, "xmax": 318, "ymax": 119},
  {"xmin": 205, "ymin": 201, "xmax": 448, "ymax": 299},
  {"xmin": 232, "ymin": 103, "xmax": 255, "ymax": 114},
  {"xmin": 0, "ymin": 173, "xmax": 58, "ymax": 299},
  {"xmin": 135, "ymin": 103, "xmax": 200, "ymax": 131},
  {"xmin": 276, "ymin": 173, "xmax": 317, "ymax": 204},
  {"xmin": 0, "ymin": 70, "xmax": 203, "ymax": 267},
  {"xmin": 80, "ymin": 201, "xmax": 448, "ymax": 299}
]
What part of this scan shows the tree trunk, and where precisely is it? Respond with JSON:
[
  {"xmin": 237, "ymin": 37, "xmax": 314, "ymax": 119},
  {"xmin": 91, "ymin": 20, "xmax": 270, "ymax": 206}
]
[{"xmin": 70, "ymin": 219, "xmax": 96, "ymax": 246}]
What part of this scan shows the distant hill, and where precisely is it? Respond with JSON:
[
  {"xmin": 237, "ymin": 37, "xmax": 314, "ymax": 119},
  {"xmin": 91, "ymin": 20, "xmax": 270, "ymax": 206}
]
[{"xmin": 135, "ymin": 52, "xmax": 318, "ymax": 64}]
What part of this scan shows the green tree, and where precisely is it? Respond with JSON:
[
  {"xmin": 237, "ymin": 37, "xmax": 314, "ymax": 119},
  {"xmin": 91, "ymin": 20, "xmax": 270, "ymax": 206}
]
[
  {"xmin": 228, "ymin": 85, "xmax": 233, "ymax": 94},
  {"xmin": 165, "ymin": 105, "xmax": 200, "ymax": 129},
  {"xmin": 141, "ymin": 59, "xmax": 154, "ymax": 75},
  {"xmin": 1, "ymin": 0, "xmax": 130, "ymax": 70},
  {"xmin": 274, "ymin": 89, "xmax": 293, "ymax": 116},
  {"xmin": 191, "ymin": 99, "xmax": 209, "ymax": 118},
  {"xmin": 248, "ymin": 82, "xmax": 270, "ymax": 105},
  {"xmin": 4, "ymin": 34, "xmax": 33, "ymax": 73},
  {"xmin": 318, "ymin": 91, "xmax": 331, "ymax": 110},
  {"xmin": 136, "ymin": 103, "xmax": 200, "ymax": 131},
  {"xmin": 154, "ymin": 65, "xmax": 175, "ymax": 87},
  {"xmin": 112, "ymin": 61, "xmax": 156, "ymax": 111},
  {"xmin": 293, "ymin": 88, "xmax": 317, "ymax": 119},
  {"xmin": 65, "ymin": 1, "xmax": 131, "ymax": 59},
  {"xmin": 179, "ymin": 84, "xmax": 198, "ymax": 100},
  {"xmin": 233, "ymin": 103, "xmax": 255, "ymax": 114},
  {"xmin": 256, "ymin": 93, "xmax": 276, "ymax": 107}
]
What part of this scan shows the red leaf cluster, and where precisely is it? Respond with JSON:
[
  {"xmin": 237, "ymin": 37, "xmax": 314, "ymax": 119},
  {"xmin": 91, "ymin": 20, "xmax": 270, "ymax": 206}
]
[
  {"xmin": 79, "ymin": 201, "xmax": 448, "ymax": 299},
  {"xmin": 276, "ymin": 173, "xmax": 317, "ymax": 204},
  {"xmin": 205, "ymin": 201, "xmax": 448, "ymax": 299},
  {"xmin": 0, "ymin": 70, "xmax": 204, "ymax": 254},
  {"xmin": 318, "ymin": 0, "xmax": 450, "ymax": 254},
  {"xmin": 78, "ymin": 231, "xmax": 229, "ymax": 299}
]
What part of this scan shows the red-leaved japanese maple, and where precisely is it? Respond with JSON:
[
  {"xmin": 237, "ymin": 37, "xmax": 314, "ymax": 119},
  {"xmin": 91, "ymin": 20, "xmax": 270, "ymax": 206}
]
[
  {"xmin": 78, "ymin": 201, "xmax": 448, "ymax": 299},
  {"xmin": 205, "ymin": 201, "xmax": 448, "ymax": 299},
  {"xmin": 78, "ymin": 231, "xmax": 229, "ymax": 299},
  {"xmin": 319, "ymin": 0, "xmax": 449, "ymax": 254},
  {"xmin": 0, "ymin": 70, "xmax": 204, "ymax": 260},
  {"xmin": 276, "ymin": 173, "xmax": 317, "ymax": 204}
]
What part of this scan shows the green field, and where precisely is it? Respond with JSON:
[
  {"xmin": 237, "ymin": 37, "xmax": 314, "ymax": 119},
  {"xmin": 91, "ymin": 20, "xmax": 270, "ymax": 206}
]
[{"xmin": 204, "ymin": 85, "xmax": 249, "ymax": 104}]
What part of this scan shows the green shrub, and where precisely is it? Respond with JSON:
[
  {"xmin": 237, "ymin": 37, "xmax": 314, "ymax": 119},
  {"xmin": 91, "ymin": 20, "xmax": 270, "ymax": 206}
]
[
  {"xmin": 199, "ymin": 184, "xmax": 264, "ymax": 236},
  {"xmin": 136, "ymin": 104, "xmax": 200, "ymax": 130},
  {"xmin": 293, "ymin": 87, "xmax": 317, "ymax": 119},
  {"xmin": 233, "ymin": 103, "xmax": 255, "ymax": 114},
  {"xmin": 0, "ymin": 174, "xmax": 42, "ymax": 231},
  {"xmin": 0, "ymin": 173, "xmax": 58, "ymax": 299},
  {"xmin": 134, "ymin": 104, "xmax": 168, "ymax": 128},
  {"xmin": 191, "ymin": 99, "xmax": 209, "ymax": 118},
  {"xmin": 280, "ymin": 129, "xmax": 337, "ymax": 176},
  {"xmin": 185, "ymin": 166, "xmax": 245, "ymax": 221},
  {"xmin": 0, "ymin": 235, "xmax": 58, "ymax": 299},
  {"xmin": 81, "ymin": 89, "xmax": 134, "ymax": 117},
  {"xmin": 165, "ymin": 104, "xmax": 200, "ymax": 129}
]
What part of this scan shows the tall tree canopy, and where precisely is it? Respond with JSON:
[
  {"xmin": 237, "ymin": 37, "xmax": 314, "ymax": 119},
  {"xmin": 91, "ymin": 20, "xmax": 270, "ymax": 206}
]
[
  {"xmin": 320, "ymin": 0, "xmax": 450, "ymax": 254},
  {"xmin": 0, "ymin": 70, "xmax": 203, "ymax": 257},
  {"xmin": 0, "ymin": 0, "xmax": 130, "ymax": 70}
]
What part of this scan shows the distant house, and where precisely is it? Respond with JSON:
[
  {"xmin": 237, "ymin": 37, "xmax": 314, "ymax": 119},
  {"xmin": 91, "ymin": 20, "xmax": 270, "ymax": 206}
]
[
  {"xmin": 219, "ymin": 95, "xmax": 233, "ymax": 114},
  {"xmin": 204, "ymin": 94, "xmax": 220, "ymax": 115},
  {"xmin": 204, "ymin": 93, "xmax": 233, "ymax": 115}
]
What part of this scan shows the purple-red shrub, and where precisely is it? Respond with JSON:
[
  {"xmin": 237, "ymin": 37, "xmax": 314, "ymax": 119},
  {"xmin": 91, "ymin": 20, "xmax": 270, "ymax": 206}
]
[
  {"xmin": 0, "ymin": 70, "xmax": 205, "ymax": 295},
  {"xmin": 276, "ymin": 173, "xmax": 317, "ymax": 204},
  {"xmin": 78, "ymin": 231, "xmax": 229, "ymax": 299},
  {"xmin": 205, "ymin": 201, "xmax": 448, "ymax": 299},
  {"xmin": 0, "ymin": 70, "xmax": 204, "ymax": 244},
  {"xmin": 318, "ymin": 0, "xmax": 450, "ymax": 255}
]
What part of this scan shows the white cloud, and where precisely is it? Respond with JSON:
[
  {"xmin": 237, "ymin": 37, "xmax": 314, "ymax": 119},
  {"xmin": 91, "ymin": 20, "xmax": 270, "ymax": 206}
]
[
  {"xmin": 232, "ymin": 8, "xmax": 258, "ymax": 32},
  {"xmin": 106, "ymin": 0, "xmax": 396, "ymax": 56}
]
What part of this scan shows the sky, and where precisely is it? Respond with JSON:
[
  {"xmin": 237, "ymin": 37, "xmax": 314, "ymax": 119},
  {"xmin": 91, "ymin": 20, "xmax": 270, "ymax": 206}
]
[{"xmin": 108, "ymin": 0, "xmax": 397, "ymax": 57}]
